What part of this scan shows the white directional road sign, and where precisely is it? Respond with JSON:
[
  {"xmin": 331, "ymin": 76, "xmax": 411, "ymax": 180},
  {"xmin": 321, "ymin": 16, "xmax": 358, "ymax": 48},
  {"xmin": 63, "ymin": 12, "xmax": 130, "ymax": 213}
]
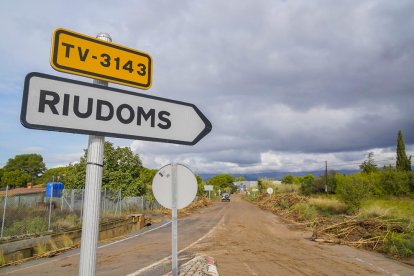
[
  {"xmin": 21, "ymin": 72, "xmax": 212, "ymax": 145},
  {"xmin": 204, "ymin": 185, "xmax": 214, "ymax": 191}
]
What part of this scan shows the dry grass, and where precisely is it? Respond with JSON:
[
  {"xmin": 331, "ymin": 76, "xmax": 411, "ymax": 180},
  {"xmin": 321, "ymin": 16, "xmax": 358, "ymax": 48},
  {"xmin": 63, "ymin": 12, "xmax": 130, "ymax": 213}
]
[
  {"xmin": 359, "ymin": 205, "xmax": 392, "ymax": 219},
  {"xmin": 160, "ymin": 196, "xmax": 212, "ymax": 217},
  {"xmin": 309, "ymin": 197, "xmax": 347, "ymax": 216},
  {"xmin": 61, "ymin": 235, "xmax": 74, "ymax": 248},
  {"xmin": 49, "ymin": 240, "xmax": 58, "ymax": 251},
  {"xmin": 52, "ymin": 213, "xmax": 81, "ymax": 231},
  {"xmin": 0, "ymin": 250, "xmax": 5, "ymax": 266},
  {"xmin": 275, "ymin": 184, "xmax": 300, "ymax": 194},
  {"xmin": 361, "ymin": 198, "xmax": 414, "ymax": 220},
  {"xmin": 34, "ymin": 242, "xmax": 48, "ymax": 256}
]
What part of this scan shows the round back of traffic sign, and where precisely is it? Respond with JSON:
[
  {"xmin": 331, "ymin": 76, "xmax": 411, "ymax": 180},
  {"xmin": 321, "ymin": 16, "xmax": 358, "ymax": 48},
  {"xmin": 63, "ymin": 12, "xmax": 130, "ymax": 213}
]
[
  {"xmin": 267, "ymin": 187, "xmax": 273, "ymax": 195},
  {"xmin": 152, "ymin": 164, "xmax": 197, "ymax": 209}
]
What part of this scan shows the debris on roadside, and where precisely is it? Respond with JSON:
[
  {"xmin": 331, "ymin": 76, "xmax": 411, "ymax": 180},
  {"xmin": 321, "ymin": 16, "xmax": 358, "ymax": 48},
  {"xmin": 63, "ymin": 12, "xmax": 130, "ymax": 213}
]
[
  {"xmin": 164, "ymin": 255, "xmax": 219, "ymax": 276},
  {"xmin": 160, "ymin": 197, "xmax": 212, "ymax": 217}
]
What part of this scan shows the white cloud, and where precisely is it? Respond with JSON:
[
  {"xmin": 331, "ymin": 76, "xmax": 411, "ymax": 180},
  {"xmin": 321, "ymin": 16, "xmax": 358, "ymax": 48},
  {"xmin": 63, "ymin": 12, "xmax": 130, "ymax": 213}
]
[{"xmin": 21, "ymin": 146, "xmax": 43, "ymax": 153}]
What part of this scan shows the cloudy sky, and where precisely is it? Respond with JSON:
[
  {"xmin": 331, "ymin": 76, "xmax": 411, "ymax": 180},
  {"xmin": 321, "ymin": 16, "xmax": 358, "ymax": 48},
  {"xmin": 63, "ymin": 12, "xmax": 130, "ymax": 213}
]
[{"xmin": 1, "ymin": 0, "xmax": 413, "ymax": 174}]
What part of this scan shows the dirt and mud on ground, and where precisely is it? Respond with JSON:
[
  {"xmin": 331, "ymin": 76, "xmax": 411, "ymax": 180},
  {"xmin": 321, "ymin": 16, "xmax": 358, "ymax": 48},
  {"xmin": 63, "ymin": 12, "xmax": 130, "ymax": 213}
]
[
  {"xmin": 189, "ymin": 194, "xmax": 414, "ymax": 275},
  {"xmin": 247, "ymin": 193, "xmax": 414, "ymax": 266},
  {"xmin": 2, "ymin": 194, "xmax": 413, "ymax": 275}
]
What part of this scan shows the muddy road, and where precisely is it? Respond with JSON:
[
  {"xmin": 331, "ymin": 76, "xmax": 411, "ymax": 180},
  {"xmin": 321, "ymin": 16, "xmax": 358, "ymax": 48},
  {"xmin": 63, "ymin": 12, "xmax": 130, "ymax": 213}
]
[
  {"xmin": 191, "ymin": 195, "xmax": 414, "ymax": 275},
  {"xmin": 1, "ymin": 195, "xmax": 413, "ymax": 275}
]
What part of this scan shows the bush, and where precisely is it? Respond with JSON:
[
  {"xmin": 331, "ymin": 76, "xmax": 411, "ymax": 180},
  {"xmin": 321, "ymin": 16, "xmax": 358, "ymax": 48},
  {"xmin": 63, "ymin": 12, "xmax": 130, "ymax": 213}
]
[
  {"xmin": 277, "ymin": 199, "xmax": 290, "ymax": 209},
  {"xmin": 276, "ymin": 184, "xmax": 299, "ymax": 193},
  {"xmin": 258, "ymin": 178, "xmax": 277, "ymax": 193},
  {"xmin": 52, "ymin": 214, "xmax": 81, "ymax": 231},
  {"xmin": 281, "ymin": 174, "xmax": 294, "ymax": 184},
  {"xmin": 292, "ymin": 203, "xmax": 317, "ymax": 221},
  {"xmin": 300, "ymin": 174, "xmax": 315, "ymax": 195},
  {"xmin": 299, "ymin": 172, "xmax": 337, "ymax": 195},
  {"xmin": 378, "ymin": 168, "xmax": 410, "ymax": 196},
  {"xmin": 384, "ymin": 231, "xmax": 414, "ymax": 257},
  {"xmin": 335, "ymin": 174, "xmax": 372, "ymax": 213},
  {"xmin": 5, "ymin": 216, "xmax": 48, "ymax": 236},
  {"xmin": 358, "ymin": 205, "xmax": 391, "ymax": 219}
]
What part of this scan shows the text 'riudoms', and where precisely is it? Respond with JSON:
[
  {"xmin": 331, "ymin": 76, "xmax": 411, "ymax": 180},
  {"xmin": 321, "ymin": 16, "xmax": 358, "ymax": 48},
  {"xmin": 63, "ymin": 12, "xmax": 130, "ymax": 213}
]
[{"xmin": 38, "ymin": 90, "xmax": 171, "ymax": 129}]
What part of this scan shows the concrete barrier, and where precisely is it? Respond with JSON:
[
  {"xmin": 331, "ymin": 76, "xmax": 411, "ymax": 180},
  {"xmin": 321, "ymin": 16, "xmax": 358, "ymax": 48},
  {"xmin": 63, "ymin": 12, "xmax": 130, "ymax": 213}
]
[{"xmin": 0, "ymin": 214, "xmax": 146, "ymax": 265}]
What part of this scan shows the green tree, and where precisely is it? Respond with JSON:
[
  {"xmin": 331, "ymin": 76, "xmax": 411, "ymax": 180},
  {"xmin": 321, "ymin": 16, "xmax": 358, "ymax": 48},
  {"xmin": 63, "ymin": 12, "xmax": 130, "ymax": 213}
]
[
  {"xmin": 103, "ymin": 144, "xmax": 143, "ymax": 195},
  {"xmin": 139, "ymin": 167, "xmax": 158, "ymax": 208},
  {"xmin": 65, "ymin": 161, "xmax": 86, "ymax": 189},
  {"xmin": 281, "ymin": 174, "xmax": 294, "ymax": 184},
  {"xmin": 379, "ymin": 168, "xmax": 410, "ymax": 196},
  {"xmin": 396, "ymin": 130, "xmax": 412, "ymax": 171},
  {"xmin": 196, "ymin": 175, "xmax": 206, "ymax": 196},
  {"xmin": 234, "ymin": 176, "xmax": 246, "ymax": 182},
  {"xmin": 139, "ymin": 167, "xmax": 157, "ymax": 186},
  {"xmin": 300, "ymin": 174, "xmax": 315, "ymax": 195},
  {"xmin": 257, "ymin": 178, "xmax": 276, "ymax": 193},
  {"xmin": 293, "ymin": 176, "xmax": 303, "ymax": 185},
  {"xmin": 335, "ymin": 174, "xmax": 372, "ymax": 213},
  {"xmin": 0, "ymin": 168, "xmax": 4, "ymax": 186},
  {"xmin": 3, "ymin": 154, "xmax": 46, "ymax": 182},
  {"xmin": 360, "ymin": 152, "xmax": 378, "ymax": 174},
  {"xmin": 326, "ymin": 170, "xmax": 338, "ymax": 193},
  {"xmin": 37, "ymin": 166, "xmax": 69, "ymax": 184},
  {"xmin": 65, "ymin": 142, "xmax": 145, "ymax": 196},
  {"xmin": 1, "ymin": 170, "xmax": 31, "ymax": 188},
  {"xmin": 207, "ymin": 174, "xmax": 235, "ymax": 192}
]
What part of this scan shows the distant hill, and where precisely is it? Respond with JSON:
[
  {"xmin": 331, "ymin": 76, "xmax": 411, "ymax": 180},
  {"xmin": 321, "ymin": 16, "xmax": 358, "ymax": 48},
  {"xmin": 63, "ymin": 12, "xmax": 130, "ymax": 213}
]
[{"xmin": 199, "ymin": 169, "xmax": 359, "ymax": 181}]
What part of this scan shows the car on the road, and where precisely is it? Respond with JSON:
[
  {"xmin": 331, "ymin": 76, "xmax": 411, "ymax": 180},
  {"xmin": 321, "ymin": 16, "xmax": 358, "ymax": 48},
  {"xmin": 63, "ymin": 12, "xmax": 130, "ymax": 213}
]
[{"xmin": 221, "ymin": 192, "xmax": 230, "ymax": 202}]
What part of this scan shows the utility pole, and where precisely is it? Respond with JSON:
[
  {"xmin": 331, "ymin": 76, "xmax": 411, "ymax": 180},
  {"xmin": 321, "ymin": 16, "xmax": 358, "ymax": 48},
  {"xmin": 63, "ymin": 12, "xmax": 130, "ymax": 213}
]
[{"xmin": 325, "ymin": 160, "xmax": 328, "ymax": 194}]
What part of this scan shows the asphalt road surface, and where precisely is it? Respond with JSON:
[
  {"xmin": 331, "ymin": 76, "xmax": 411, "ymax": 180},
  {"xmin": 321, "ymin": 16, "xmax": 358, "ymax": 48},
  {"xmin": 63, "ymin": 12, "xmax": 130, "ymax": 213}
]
[{"xmin": 1, "ymin": 195, "xmax": 413, "ymax": 275}]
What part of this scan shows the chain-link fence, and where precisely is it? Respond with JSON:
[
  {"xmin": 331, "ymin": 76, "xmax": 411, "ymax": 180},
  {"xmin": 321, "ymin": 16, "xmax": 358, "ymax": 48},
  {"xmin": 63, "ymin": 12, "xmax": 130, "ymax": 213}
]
[{"xmin": 0, "ymin": 186, "xmax": 161, "ymax": 239}]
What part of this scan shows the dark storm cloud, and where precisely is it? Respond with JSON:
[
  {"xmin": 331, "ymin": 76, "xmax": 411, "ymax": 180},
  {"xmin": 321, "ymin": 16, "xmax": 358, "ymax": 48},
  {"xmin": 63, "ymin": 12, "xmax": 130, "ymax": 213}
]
[
  {"xmin": 1, "ymin": 0, "xmax": 413, "ymax": 172},
  {"xmin": 131, "ymin": 0, "xmax": 414, "ymax": 171}
]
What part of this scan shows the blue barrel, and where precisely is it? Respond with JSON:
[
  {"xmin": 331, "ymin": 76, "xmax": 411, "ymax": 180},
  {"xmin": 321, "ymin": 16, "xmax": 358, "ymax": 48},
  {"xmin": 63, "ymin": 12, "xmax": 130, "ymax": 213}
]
[{"xmin": 45, "ymin": 182, "xmax": 64, "ymax": 197}]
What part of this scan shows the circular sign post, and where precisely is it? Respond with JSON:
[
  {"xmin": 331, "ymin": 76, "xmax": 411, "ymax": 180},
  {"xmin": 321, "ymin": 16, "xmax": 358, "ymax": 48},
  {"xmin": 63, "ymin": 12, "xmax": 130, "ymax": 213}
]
[
  {"xmin": 152, "ymin": 163, "xmax": 197, "ymax": 276},
  {"xmin": 267, "ymin": 187, "xmax": 274, "ymax": 197},
  {"xmin": 152, "ymin": 164, "xmax": 197, "ymax": 209}
]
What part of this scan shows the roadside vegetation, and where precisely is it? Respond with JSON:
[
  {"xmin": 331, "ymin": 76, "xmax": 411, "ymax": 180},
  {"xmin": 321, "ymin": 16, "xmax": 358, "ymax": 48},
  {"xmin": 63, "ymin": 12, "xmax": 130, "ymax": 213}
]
[
  {"xmin": 246, "ymin": 130, "xmax": 414, "ymax": 259},
  {"xmin": 0, "ymin": 141, "xmax": 218, "ymax": 239}
]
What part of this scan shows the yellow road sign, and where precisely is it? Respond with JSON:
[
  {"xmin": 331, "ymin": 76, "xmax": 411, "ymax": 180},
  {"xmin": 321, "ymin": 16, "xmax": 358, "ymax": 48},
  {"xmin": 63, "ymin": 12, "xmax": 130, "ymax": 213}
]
[{"xmin": 50, "ymin": 28, "xmax": 152, "ymax": 90}]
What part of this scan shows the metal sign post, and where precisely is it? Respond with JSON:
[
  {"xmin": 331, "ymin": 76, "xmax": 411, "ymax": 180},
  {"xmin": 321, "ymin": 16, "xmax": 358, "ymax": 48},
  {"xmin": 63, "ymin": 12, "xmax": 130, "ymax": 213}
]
[
  {"xmin": 79, "ymin": 33, "xmax": 111, "ymax": 276},
  {"xmin": 267, "ymin": 187, "xmax": 273, "ymax": 197},
  {"xmin": 171, "ymin": 163, "xmax": 178, "ymax": 276},
  {"xmin": 203, "ymin": 185, "xmax": 213, "ymax": 199},
  {"xmin": 20, "ymin": 27, "xmax": 212, "ymax": 276},
  {"xmin": 152, "ymin": 164, "xmax": 198, "ymax": 276}
]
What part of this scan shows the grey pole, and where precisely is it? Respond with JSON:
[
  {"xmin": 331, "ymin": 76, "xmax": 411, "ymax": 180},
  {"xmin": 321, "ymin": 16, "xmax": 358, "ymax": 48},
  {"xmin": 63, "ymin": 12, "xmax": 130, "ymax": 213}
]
[
  {"xmin": 1, "ymin": 185, "xmax": 9, "ymax": 238},
  {"xmin": 60, "ymin": 190, "xmax": 63, "ymax": 211},
  {"xmin": 171, "ymin": 163, "xmax": 178, "ymax": 276},
  {"xmin": 325, "ymin": 160, "xmax": 328, "ymax": 194},
  {"xmin": 80, "ymin": 189, "xmax": 84, "ymax": 217},
  {"xmin": 119, "ymin": 189, "xmax": 122, "ymax": 215},
  {"xmin": 103, "ymin": 188, "xmax": 106, "ymax": 215},
  {"xmin": 78, "ymin": 32, "xmax": 111, "ymax": 276},
  {"xmin": 48, "ymin": 185, "xmax": 53, "ymax": 231},
  {"xmin": 71, "ymin": 189, "xmax": 75, "ymax": 212}
]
